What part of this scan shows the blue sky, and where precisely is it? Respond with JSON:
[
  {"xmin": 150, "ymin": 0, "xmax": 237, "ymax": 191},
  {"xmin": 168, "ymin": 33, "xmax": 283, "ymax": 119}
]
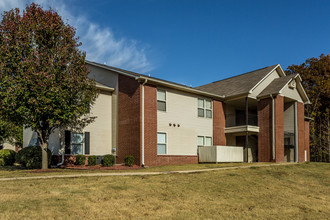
[{"xmin": 1, "ymin": 0, "xmax": 329, "ymax": 87}]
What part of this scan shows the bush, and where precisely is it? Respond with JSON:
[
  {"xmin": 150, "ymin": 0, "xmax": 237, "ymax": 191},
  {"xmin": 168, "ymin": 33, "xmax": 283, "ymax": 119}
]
[
  {"xmin": 0, "ymin": 149, "xmax": 16, "ymax": 166},
  {"xmin": 103, "ymin": 154, "xmax": 115, "ymax": 167},
  {"xmin": 124, "ymin": 155, "xmax": 135, "ymax": 167},
  {"xmin": 16, "ymin": 146, "xmax": 52, "ymax": 169},
  {"xmin": 75, "ymin": 154, "xmax": 86, "ymax": 165},
  {"xmin": 88, "ymin": 155, "xmax": 97, "ymax": 166}
]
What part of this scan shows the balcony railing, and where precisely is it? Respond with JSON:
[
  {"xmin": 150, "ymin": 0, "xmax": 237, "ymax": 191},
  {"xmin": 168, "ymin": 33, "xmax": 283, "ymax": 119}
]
[{"xmin": 225, "ymin": 113, "xmax": 258, "ymax": 127}]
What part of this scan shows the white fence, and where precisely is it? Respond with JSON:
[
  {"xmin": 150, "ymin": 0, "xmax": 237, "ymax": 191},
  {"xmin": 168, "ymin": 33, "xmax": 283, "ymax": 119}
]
[{"xmin": 198, "ymin": 146, "xmax": 244, "ymax": 163}]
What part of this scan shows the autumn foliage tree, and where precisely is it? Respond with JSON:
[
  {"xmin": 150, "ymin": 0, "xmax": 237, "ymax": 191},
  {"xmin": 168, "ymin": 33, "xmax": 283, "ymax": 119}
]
[
  {"xmin": 286, "ymin": 54, "xmax": 330, "ymax": 162},
  {"xmin": 0, "ymin": 4, "xmax": 97, "ymax": 169}
]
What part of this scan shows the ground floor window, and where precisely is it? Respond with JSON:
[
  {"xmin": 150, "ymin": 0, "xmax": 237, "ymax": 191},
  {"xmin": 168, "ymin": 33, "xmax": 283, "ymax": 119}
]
[
  {"xmin": 71, "ymin": 132, "xmax": 84, "ymax": 154},
  {"xmin": 157, "ymin": 132, "xmax": 167, "ymax": 155},
  {"xmin": 197, "ymin": 136, "xmax": 212, "ymax": 146}
]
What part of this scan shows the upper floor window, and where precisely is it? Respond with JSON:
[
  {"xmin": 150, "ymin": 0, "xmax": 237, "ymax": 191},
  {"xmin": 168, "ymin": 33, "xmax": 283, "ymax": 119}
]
[
  {"xmin": 157, "ymin": 89, "xmax": 166, "ymax": 111},
  {"xmin": 198, "ymin": 98, "xmax": 212, "ymax": 118}
]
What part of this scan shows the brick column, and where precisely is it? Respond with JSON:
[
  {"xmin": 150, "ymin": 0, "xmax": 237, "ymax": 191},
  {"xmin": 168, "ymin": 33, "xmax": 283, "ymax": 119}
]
[
  {"xmin": 258, "ymin": 98, "xmax": 272, "ymax": 162},
  {"xmin": 117, "ymin": 75, "xmax": 142, "ymax": 165},
  {"xmin": 143, "ymin": 84, "xmax": 158, "ymax": 166},
  {"xmin": 213, "ymin": 100, "xmax": 226, "ymax": 146},
  {"xmin": 297, "ymin": 102, "xmax": 305, "ymax": 162},
  {"xmin": 274, "ymin": 95, "xmax": 284, "ymax": 162}
]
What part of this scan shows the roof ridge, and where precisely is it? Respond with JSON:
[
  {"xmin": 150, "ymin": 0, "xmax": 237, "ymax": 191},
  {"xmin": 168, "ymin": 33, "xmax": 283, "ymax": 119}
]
[{"xmin": 197, "ymin": 64, "xmax": 279, "ymax": 87}]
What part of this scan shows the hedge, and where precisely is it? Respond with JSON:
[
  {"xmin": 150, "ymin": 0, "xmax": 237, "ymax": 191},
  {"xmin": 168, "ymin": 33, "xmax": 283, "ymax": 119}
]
[
  {"xmin": 0, "ymin": 149, "xmax": 16, "ymax": 166},
  {"xmin": 16, "ymin": 146, "xmax": 52, "ymax": 169}
]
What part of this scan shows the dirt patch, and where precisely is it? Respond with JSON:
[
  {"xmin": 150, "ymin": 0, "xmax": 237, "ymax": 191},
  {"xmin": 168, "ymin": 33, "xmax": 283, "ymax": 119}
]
[{"xmin": 60, "ymin": 164, "xmax": 141, "ymax": 170}]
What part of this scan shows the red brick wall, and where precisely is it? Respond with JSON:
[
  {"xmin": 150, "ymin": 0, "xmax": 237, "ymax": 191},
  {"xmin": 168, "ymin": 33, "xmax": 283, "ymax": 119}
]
[
  {"xmin": 213, "ymin": 100, "xmax": 226, "ymax": 145},
  {"xmin": 258, "ymin": 98, "xmax": 272, "ymax": 162},
  {"xmin": 304, "ymin": 120, "xmax": 310, "ymax": 162},
  {"xmin": 274, "ymin": 95, "xmax": 284, "ymax": 162},
  {"xmin": 143, "ymin": 84, "xmax": 198, "ymax": 166},
  {"xmin": 297, "ymin": 102, "xmax": 305, "ymax": 162},
  {"xmin": 117, "ymin": 75, "xmax": 142, "ymax": 165}
]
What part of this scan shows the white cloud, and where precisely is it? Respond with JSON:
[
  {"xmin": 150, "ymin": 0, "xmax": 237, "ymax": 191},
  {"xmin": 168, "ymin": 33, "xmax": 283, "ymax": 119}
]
[{"xmin": 0, "ymin": 0, "xmax": 153, "ymax": 73}]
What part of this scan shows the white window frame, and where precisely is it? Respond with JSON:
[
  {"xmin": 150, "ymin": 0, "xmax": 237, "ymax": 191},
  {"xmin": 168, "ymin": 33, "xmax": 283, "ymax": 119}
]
[
  {"xmin": 157, "ymin": 132, "xmax": 167, "ymax": 155},
  {"xmin": 71, "ymin": 132, "xmax": 84, "ymax": 155},
  {"xmin": 198, "ymin": 98, "xmax": 212, "ymax": 118},
  {"xmin": 197, "ymin": 136, "xmax": 213, "ymax": 147},
  {"xmin": 157, "ymin": 89, "xmax": 166, "ymax": 112}
]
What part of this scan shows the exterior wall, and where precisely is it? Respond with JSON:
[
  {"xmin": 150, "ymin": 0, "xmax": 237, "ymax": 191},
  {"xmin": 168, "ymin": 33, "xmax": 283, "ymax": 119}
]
[
  {"xmin": 304, "ymin": 120, "xmax": 310, "ymax": 162},
  {"xmin": 83, "ymin": 91, "xmax": 112, "ymax": 155},
  {"xmin": 274, "ymin": 95, "xmax": 284, "ymax": 162},
  {"xmin": 258, "ymin": 98, "xmax": 272, "ymax": 162},
  {"xmin": 87, "ymin": 65, "xmax": 118, "ymax": 89},
  {"xmin": 281, "ymin": 83, "xmax": 304, "ymax": 103},
  {"xmin": 213, "ymin": 100, "xmax": 226, "ymax": 145},
  {"xmin": 250, "ymin": 69, "xmax": 280, "ymax": 98},
  {"xmin": 117, "ymin": 75, "xmax": 141, "ymax": 165},
  {"xmin": 144, "ymin": 85, "xmax": 199, "ymax": 166},
  {"xmin": 297, "ymin": 102, "xmax": 305, "ymax": 162},
  {"xmin": 23, "ymin": 91, "xmax": 112, "ymax": 156},
  {"xmin": 157, "ymin": 88, "xmax": 213, "ymax": 156}
]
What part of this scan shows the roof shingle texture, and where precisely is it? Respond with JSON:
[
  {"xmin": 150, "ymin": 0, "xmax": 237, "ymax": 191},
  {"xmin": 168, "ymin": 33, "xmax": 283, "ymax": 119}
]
[
  {"xmin": 257, "ymin": 74, "xmax": 296, "ymax": 97},
  {"xmin": 195, "ymin": 64, "xmax": 278, "ymax": 97}
]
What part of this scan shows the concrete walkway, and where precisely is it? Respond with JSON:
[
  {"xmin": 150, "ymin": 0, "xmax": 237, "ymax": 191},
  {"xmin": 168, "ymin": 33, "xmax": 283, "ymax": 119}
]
[{"xmin": 0, "ymin": 163, "xmax": 297, "ymax": 182}]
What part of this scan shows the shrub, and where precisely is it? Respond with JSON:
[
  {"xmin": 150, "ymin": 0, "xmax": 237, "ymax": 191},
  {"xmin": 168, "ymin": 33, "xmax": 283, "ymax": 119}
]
[
  {"xmin": 75, "ymin": 155, "xmax": 86, "ymax": 165},
  {"xmin": 16, "ymin": 146, "xmax": 52, "ymax": 169},
  {"xmin": 103, "ymin": 154, "xmax": 115, "ymax": 167},
  {"xmin": 88, "ymin": 155, "xmax": 97, "ymax": 166},
  {"xmin": 0, "ymin": 149, "xmax": 16, "ymax": 166},
  {"xmin": 124, "ymin": 155, "xmax": 135, "ymax": 167}
]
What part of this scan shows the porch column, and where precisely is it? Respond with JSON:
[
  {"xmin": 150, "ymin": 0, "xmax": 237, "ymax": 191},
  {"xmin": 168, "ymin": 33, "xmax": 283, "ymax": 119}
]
[{"xmin": 245, "ymin": 97, "xmax": 249, "ymax": 162}]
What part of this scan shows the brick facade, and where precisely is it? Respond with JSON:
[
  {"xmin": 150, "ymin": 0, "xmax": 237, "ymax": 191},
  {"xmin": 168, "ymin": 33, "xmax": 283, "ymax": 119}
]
[
  {"xmin": 258, "ymin": 97, "xmax": 272, "ymax": 162},
  {"xmin": 213, "ymin": 100, "xmax": 226, "ymax": 146},
  {"xmin": 143, "ymin": 84, "xmax": 198, "ymax": 166},
  {"xmin": 304, "ymin": 120, "xmax": 310, "ymax": 162},
  {"xmin": 274, "ymin": 95, "xmax": 284, "ymax": 162},
  {"xmin": 117, "ymin": 75, "xmax": 142, "ymax": 165},
  {"xmin": 297, "ymin": 102, "xmax": 305, "ymax": 162}
]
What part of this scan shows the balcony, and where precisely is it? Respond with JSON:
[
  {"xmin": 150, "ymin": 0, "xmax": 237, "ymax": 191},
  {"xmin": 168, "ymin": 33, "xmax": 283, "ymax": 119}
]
[{"xmin": 225, "ymin": 113, "xmax": 259, "ymax": 134}]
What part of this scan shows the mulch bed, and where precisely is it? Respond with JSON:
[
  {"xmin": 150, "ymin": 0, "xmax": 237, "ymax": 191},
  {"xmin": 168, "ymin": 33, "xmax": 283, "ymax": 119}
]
[{"xmin": 59, "ymin": 164, "xmax": 141, "ymax": 170}]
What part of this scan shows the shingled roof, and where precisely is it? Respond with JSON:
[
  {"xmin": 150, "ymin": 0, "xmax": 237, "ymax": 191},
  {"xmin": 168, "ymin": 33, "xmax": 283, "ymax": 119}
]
[
  {"xmin": 195, "ymin": 64, "xmax": 279, "ymax": 98},
  {"xmin": 257, "ymin": 74, "xmax": 296, "ymax": 98}
]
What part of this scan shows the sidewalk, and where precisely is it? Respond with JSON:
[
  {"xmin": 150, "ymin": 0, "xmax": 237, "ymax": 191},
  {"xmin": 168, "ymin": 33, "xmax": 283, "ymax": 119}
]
[{"xmin": 0, "ymin": 163, "xmax": 297, "ymax": 182}]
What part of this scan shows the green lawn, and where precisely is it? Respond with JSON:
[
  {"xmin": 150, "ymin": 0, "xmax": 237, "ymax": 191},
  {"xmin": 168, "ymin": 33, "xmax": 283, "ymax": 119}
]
[
  {"xmin": 0, "ymin": 163, "xmax": 329, "ymax": 219},
  {"xmin": 0, "ymin": 162, "xmax": 268, "ymax": 178}
]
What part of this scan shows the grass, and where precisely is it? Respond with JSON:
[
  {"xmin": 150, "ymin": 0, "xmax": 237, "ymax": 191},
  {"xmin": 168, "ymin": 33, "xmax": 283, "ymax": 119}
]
[
  {"xmin": 0, "ymin": 163, "xmax": 329, "ymax": 219},
  {"xmin": 0, "ymin": 162, "xmax": 267, "ymax": 178}
]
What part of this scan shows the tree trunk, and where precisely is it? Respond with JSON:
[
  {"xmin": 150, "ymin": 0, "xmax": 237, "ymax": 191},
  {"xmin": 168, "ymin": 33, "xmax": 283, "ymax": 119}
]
[{"xmin": 41, "ymin": 143, "xmax": 48, "ymax": 170}]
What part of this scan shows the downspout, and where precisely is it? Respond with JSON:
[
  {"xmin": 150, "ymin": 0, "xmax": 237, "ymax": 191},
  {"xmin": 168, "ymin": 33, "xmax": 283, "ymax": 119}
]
[
  {"xmin": 294, "ymin": 101, "xmax": 298, "ymax": 162},
  {"xmin": 270, "ymin": 95, "xmax": 275, "ymax": 161},
  {"xmin": 141, "ymin": 79, "xmax": 148, "ymax": 167}
]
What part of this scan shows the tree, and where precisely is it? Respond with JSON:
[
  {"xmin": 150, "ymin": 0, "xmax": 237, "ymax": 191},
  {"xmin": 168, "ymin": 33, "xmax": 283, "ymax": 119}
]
[
  {"xmin": 286, "ymin": 54, "xmax": 330, "ymax": 162},
  {"xmin": 0, "ymin": 3, "xmax": 97, "ymax": 169},
  {"xmin": 0, "ymin": 118, "xmax": 22, "ymax": 148}
]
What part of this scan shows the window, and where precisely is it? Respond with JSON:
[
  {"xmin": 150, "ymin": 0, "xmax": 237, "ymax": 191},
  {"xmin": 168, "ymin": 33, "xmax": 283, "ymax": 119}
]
[
  {"xmin": 197, "ymin": 136, "xmax": 212, "ymax": 146},
  {"xmin": 71, "ymin": 132, "xmax": 84, "ymax": 155},
  {"xmin": 197, "ymin": 136, "xmax": 204, "ymax": 146},
  {"xmin": 157, "ymin": 89, "xmax": 166, "ymax": 111},
  {"xmin": 198, "ymin": 98, "xmax": 212, "ymax": 118},
  {"xmin": 157, "ymin": 132, "xmax": 167, "ymax": 154}
]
